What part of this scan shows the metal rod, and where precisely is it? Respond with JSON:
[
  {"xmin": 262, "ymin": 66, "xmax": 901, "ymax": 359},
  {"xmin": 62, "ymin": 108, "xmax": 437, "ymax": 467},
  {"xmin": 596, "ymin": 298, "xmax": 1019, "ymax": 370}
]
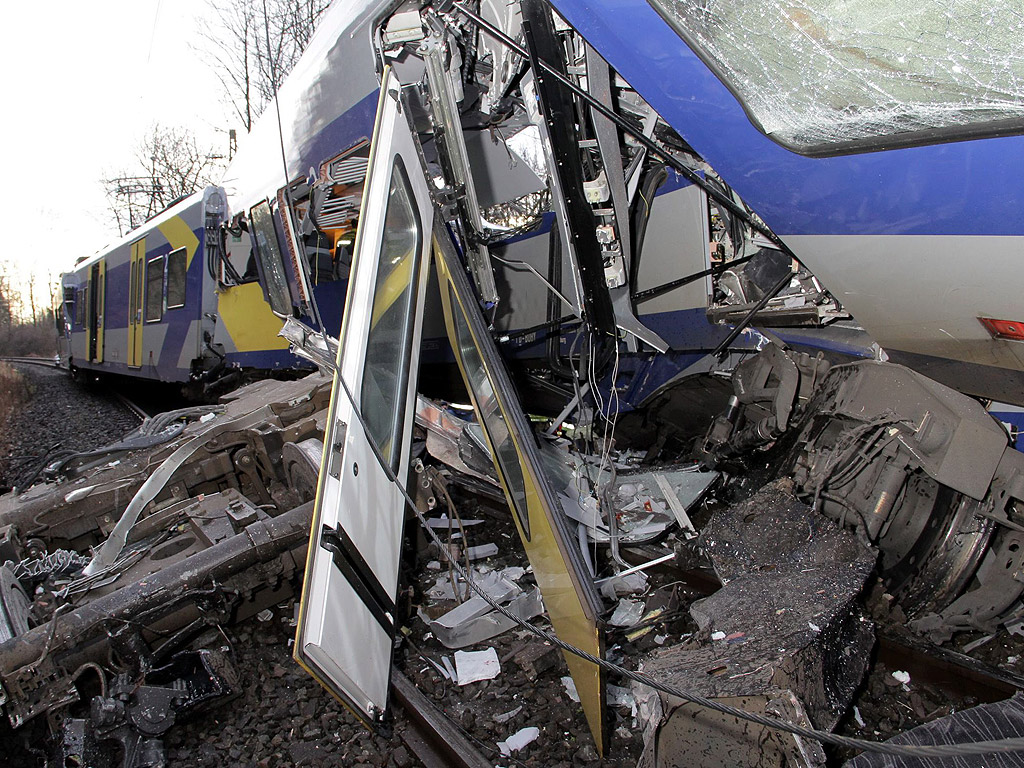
[
  {"xmin": 632, "ymin": 253, "xmax": 755, "ymax": 304},
  {"xmin": 712, "ymin": 269, "xmax": 795, "ymax": 358}
]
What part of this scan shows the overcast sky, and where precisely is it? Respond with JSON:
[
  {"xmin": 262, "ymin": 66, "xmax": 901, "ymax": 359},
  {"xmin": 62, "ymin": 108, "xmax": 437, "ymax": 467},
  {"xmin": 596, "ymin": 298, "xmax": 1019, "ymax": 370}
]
[{"xmin": 0, "ymin": 0, "xmax": 234, "ymax": 304}]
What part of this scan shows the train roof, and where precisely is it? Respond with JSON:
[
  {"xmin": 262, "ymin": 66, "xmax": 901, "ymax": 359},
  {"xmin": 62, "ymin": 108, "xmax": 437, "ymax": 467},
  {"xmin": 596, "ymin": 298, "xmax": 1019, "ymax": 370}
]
[
  {"xmin": 221, "ymin": 0, "xmax": 382, "ymax": 215},
  {"xmin": 65, "ymin": 187, "xmax": 222, "ymax": 277}
]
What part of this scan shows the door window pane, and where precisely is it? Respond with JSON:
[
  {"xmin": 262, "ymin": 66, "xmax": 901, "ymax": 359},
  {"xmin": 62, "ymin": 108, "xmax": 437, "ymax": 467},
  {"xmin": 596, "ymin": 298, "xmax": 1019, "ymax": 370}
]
[
  {"xmin": 359, "ymin": 158, "xmax": 421, "ymax": 469},
  {"xmin": 251, "ymin": 201, "xmax": 292, "ymax": 315},
  {"xmin": 447, "ymin": 283, "xmax": 530, "ymax": 533}
]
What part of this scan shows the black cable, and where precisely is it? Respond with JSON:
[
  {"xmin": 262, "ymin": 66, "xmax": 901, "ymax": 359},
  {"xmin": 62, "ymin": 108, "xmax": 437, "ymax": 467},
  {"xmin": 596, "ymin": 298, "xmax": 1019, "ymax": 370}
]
[
  {"xmin": 633, "ymin": 253, "xmax": 755, "ymax": 304},
  {"xmin": 332, "ymin": 370, "xmax": 1024, "ymax": 758},
  {"xmin": 711, "ymin": 268, "xmax": 795, "ymax": 358},
  {"xmin": 496, "ymin": 313, "xmax": 580, "ymax": 343}
]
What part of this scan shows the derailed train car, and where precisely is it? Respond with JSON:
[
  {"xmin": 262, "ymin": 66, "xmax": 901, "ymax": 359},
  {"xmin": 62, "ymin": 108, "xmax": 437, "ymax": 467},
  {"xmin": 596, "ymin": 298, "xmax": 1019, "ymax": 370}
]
[
  {"xmin": 57, "ymin": 187, "xmax": 299, "ymax": 394},
  {"xmin": 7, "ymin": 0, "xmax": 1024, "ymax": 765}
]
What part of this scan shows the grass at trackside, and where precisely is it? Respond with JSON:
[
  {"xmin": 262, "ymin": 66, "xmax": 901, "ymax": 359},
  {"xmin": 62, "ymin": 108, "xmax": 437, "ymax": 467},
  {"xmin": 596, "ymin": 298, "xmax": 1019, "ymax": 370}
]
[{"xmin": 0, "ymin": 362, "xmax": 29, "ymax": 432}]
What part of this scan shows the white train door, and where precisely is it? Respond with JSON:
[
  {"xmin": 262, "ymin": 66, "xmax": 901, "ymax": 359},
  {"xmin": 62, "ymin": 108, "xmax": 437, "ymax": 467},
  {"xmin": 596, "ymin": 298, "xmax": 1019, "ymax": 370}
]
[{"xmin": 295, "ymin": 68, "xmax": 434, "ymax": 726}]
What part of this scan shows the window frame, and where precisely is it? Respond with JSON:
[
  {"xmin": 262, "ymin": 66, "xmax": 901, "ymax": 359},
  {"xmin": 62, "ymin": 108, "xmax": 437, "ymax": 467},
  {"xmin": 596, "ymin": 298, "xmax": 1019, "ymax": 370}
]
[{"xmin": 145, "ymin": 254, "xmax": 165, "ymax": 323}]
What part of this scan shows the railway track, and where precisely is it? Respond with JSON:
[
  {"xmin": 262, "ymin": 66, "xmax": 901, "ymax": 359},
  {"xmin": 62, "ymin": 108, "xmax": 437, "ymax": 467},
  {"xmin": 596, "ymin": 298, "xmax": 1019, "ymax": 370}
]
[
  {"xmin": 2, "ymin": 354, "xmax": 155, "ymax": 421},
  {"xmin": 0, "ymin": 355, "xmax": 60, "ymax": 368},
  {"xmin": 390, "ymin": 670, "xmax": 492, "ymax": 768},
  {"xmin": 111, "ymin": 390, "xmax": 152, "ymax": 420}
]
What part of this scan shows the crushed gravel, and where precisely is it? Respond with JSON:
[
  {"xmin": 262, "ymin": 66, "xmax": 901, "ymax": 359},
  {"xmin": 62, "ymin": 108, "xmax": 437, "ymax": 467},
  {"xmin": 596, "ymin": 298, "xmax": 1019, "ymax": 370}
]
[{"xmin": 0, "ymin": 364, "xmax": 141, "ymax": 492}]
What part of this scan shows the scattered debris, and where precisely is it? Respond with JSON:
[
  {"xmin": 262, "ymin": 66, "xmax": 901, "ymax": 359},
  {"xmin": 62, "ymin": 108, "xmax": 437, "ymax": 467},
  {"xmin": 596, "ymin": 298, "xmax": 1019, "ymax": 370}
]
[
  {"xmin": 497, "ymin": 725, "xmax": 539, "ymax": 755},
  {"xmin": 610, "ymin": 599, "xmax": 645, "ymax": 627},
  {"xmin": 493, "ymin": 705, "xmax": 523, "ymax": 724},
  {"xmin": 962, "ymin": 634, "xmax": 997, "ymax": 653},
  {"xmin": 466, "ymin": 543, "xmax": 499, "ymax": 560},
  {"xmin": 454, "ymin": 648, "xmax": 501, "ymax": 685}
]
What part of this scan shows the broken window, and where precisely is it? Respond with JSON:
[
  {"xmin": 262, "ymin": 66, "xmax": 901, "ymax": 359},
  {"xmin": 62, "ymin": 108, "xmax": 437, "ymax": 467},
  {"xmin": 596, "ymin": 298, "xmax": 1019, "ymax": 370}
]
[
  {"xmin": 649, "ymin": 0, "xmax": 1024, "ymax": 152},
  {"xmin": 447, "ymin": 282, "xmax": 530, "ymax": 534},
  {"xmin": 306, "ymin": 143, "xmax": 369, "ymax": 284},
  {"xmin": 250, "ymin": 201, "xmax": 292, "ymax": 316},
  {"xmin": 165, "ymin": 247, "xmax": 187, "ymax": 309},
  {"xmin": 359, "ymin": 159, "xmax": 422, "ymax": 470},
  {"xmin": 145, "ymin": 255, "xmax": 164, "ymax": 322}
]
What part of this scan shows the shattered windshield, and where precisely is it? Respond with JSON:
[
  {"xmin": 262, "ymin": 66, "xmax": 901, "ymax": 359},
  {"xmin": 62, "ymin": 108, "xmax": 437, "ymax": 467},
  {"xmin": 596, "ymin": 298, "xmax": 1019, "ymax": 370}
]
[{"xmin": 649, "ymin": 0, "xmax": 1024, "ymax": 151}]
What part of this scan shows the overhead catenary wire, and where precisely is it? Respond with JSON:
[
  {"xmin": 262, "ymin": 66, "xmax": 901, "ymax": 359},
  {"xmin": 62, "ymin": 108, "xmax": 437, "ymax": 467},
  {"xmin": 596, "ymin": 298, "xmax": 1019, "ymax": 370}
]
[{"xmin": 332, "ymin": 368, "xmax": 1024, "ymax": 758}]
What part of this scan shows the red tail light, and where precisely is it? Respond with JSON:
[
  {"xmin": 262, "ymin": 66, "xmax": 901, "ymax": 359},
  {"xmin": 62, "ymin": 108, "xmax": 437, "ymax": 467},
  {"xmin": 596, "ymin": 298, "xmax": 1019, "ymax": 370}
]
[{"xmin": 979, "ymin": 317, "xmax": 1024, "ymax": 341}]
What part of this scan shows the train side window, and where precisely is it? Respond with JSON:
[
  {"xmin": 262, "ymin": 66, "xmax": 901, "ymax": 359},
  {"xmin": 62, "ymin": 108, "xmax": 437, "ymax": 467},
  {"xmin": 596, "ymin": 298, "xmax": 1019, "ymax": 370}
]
[
  {"xmin": 250, "ymin": 201, "xmax": 292, "ymax": 315},
  {"xmin": 145, "ymin": 255, "xmax": 165, "ymax": 322},
  {"xmin": 76, "ymin": 289, "xmax": 85, "ymax": 327},
  {"xmin": 358, "ymin": 158, "xmax": 421, "ymax": 470},
  {"xmin": 305, "ymin": 142, "xmax": 369, "ymax": 284},
  {"xmin": 649, "ymin": 0, "xmax": 1024, "ymax": 154},
  {"xmin": 166, "ymin": 247, "xmax": 187, "ymax": 309}
]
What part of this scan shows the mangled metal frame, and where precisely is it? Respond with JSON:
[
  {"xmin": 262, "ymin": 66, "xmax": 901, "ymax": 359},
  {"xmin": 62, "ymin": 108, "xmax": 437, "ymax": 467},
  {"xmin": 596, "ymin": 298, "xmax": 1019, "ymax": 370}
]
[
  {"xmin": 0, "ymin": 375, "xmax": 333, "ymax": 766},
  {"xmin": 434, "ymin": 219, "xmax": 609, "ymax": 751}
]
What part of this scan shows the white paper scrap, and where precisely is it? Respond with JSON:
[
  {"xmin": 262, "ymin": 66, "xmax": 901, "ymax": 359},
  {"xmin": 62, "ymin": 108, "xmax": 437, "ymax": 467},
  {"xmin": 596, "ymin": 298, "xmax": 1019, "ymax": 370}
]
[
  {"xmin": 497, "ymin": 726, "xmax": 540, "ymax": 756},
  {"xmin": 455, "ymin": 648, "xmax": 501, "ymax": 685},
  {"xmin": 608, "ymin": 599, "xmax": 644, "ymax": 627}
]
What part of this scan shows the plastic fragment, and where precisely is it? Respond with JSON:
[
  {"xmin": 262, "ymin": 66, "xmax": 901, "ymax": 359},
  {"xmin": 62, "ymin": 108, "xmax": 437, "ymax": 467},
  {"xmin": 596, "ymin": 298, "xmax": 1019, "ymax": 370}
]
[
  {"xmin": 561, "ymin": 675, "xmax": 580, "ymax": 703},
  {"xmin": 609, "ymin": 599, "xmax": 644, "ymax": 627},
  {"xmin": 494, "ymin": 705, "xmax": 523, "ymax": 724},
  {"xmin": 466, "ymin": 543, "xmax": 499, "ymax": 561}
]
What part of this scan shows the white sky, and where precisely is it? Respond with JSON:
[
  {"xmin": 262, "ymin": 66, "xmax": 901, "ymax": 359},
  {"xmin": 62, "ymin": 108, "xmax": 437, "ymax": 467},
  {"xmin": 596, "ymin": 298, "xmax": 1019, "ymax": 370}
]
[{"xmin": 0, "ymin": 0, "xmax": 235, "ymax": 306}]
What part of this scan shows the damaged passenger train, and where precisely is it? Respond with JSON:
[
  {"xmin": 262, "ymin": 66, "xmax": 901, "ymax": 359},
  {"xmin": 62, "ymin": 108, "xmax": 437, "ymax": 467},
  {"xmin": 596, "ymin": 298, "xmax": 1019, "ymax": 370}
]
[{"xmin": 4, "ymin": 0, "xmax": 1024, "ymax": 765}]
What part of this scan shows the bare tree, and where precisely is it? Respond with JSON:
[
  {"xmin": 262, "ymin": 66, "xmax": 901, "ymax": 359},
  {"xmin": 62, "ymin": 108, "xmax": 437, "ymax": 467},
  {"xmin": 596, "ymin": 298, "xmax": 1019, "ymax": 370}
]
[
  {"xmin": 103, "ymin": 125, "xmax": 227, "ymax": 236},
  {"xmin": 0, "ymin": 261, "xmax": 56, "ymax": 356},
  {"xmin": 201, "ymin": 0, "xmax": 331, "ymax": 133}
]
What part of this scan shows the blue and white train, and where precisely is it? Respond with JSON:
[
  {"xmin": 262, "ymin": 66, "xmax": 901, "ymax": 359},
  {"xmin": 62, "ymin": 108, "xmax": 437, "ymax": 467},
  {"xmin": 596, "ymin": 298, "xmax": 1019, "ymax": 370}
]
[
  {"xmin": 58, "ymin": 187, "xmax": 298, "ymax": 391},
  {"xmin": 58, "ymin": 0, "xmax": 1024, "ymax": 758}
]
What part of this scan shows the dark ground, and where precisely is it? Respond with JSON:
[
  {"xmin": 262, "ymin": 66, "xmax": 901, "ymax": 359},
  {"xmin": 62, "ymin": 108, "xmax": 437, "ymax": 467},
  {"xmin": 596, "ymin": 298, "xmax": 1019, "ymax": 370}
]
[{"xmin": 0, "ymin": 363, "xmax": 141, "ymax": 492}]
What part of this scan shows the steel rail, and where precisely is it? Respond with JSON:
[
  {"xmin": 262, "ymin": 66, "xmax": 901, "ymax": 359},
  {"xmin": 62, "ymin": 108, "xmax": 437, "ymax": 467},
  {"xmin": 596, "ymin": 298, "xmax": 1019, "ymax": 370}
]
[
  {"xmin": 390, "ymin": 670, "xmax": 493, "ymax": 768},
  {"xmin": 0, "ymin": 356, "xmax": 60, "ymax": 368}
]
